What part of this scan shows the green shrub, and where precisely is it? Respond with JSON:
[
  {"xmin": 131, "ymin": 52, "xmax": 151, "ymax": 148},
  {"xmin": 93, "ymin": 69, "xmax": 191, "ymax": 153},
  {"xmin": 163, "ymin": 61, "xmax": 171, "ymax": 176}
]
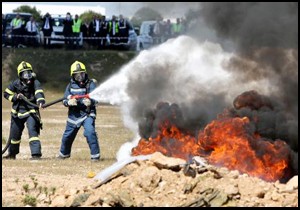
[
  {"xmin": 22, "ymin": 195, "xmax": 37, "ymax": 206},
  {"xmin": 2, "ymin": 48, "xmax": 137, "ymax": 92}
]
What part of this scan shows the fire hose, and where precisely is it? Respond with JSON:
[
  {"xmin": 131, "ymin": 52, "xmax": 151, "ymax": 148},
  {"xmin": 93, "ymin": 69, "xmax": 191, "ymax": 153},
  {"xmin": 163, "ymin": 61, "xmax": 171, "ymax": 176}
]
[
  {"xmin": 18, "ymin": 94, "xmax": 90, "ymax": 108},
  {"xmin": 2, "ymin": 94, "xmax": 90, "ymax": 155}
]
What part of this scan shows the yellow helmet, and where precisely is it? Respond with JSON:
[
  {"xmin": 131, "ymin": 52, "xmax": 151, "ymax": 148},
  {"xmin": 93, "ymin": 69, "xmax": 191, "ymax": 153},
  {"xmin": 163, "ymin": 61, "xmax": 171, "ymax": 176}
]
[
  {"xmin": 70, "ymin": 61, "xmax": 87, "ymax": 76},
  {"xmin": 17, "ymin": 61, "xmax": 33, "ymax": 77}
]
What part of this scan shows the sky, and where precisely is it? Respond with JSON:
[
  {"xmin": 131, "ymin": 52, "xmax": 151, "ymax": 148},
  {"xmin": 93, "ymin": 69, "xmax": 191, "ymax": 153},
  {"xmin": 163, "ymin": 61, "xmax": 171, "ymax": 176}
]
[{"xmin": 2, "ymin": 2, "xmax": 195, "ymax": 19}]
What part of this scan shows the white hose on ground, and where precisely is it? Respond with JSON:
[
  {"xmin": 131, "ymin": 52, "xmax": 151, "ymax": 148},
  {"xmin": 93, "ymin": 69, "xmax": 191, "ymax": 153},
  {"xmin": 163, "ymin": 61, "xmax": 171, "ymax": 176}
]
[{"xmin": 94, "ymin": 154, "xmax": 153, "ymax": 183}]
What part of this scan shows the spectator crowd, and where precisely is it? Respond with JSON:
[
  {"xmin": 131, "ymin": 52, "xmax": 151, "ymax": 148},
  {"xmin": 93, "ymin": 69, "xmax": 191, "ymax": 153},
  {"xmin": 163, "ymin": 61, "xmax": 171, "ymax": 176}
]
[
  {"xmin": 150, "ymin": 17, "xmax": 187, "ymax": 45},
  {"xmin": 2, "ymin": 12, "xmax": 188, "ymax": 50}
]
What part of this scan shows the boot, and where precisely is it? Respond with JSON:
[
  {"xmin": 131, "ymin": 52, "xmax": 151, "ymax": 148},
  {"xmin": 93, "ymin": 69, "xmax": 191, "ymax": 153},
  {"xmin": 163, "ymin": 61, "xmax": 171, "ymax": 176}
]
[
  {"xmin": 30, "ymin": 155, "xmax": 41, "ymax": 160},
  {"xmin": 2, "ymin": 153, "xmax": 16, "ymax": 160},
  {"xmin": 91, "ymin": 158, "xmax": 100, "ymax": 162},
  {"xmin": 56, "ymin": 154, "xmax": 70, "ymax": 160}
]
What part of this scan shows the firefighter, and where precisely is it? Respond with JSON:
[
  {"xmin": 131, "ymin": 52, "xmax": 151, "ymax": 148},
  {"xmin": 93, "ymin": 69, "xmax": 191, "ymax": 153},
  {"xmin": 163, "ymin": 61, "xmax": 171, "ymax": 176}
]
[
  {"xmin": 57, "ymin": 61, "xmax": 100, "ymax": 161},
  {"xmin": 3, "ymin": 61, "xmax": 46, "ymax": 160}
]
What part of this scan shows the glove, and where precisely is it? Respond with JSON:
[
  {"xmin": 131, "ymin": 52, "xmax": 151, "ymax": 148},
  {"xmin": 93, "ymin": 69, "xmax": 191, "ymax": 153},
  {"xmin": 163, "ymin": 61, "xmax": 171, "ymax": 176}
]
[
  {"xmin": 38, "ymin": 102, "xmax": 45, "ymax": 109},
  {"xmin": 83, "ymin": 98, "xmax": 91, "ymax": 107},
  {"xmin": 67, "ymin": 98, "xmax": 77, "ymax": 106},
  {"xmin": 17, "ymin": 93, "xmax": 24, "ymax": 99}
]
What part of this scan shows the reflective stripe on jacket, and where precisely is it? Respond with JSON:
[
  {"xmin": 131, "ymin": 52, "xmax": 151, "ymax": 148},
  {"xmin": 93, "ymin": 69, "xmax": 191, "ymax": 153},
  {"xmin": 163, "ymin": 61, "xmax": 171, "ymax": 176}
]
[
  {"xmin": 62, "ymin": 79, "xmax": 97, "ymax": 127},
  {"xmin": 4, "ymin": 79, "xmax": 45, "ymax": 118}
]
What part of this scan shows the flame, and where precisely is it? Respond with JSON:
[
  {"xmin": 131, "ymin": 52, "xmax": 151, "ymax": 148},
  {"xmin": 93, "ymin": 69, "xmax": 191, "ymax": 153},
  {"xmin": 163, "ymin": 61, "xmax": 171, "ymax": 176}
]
[
  {"xmin": 131, "ymin": 101, "xmax": 293, "ymax": 182},
  {"xmin": 132, "ymin": 123, "xmax": 200, "ymax": 161},
  {"xmin": 197, "ymin": 117, "xmax": 291, "ymax": 182}
]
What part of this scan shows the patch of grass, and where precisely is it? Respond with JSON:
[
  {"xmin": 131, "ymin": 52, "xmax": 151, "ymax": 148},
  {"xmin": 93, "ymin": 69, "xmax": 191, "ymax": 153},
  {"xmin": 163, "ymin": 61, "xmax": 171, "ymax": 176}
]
[
  {"xmin": 50, "ymin": 187, "xmax": 56, "ymax": 195},
  {"xmin": 43, "ymin": 186, "xmax": 48, "ymax": 196},
  {"xmin": 22, "ymin": 184, "xmax": 30, "ymax": 193},
  {"xmin": 22, "ymin": 195, "xmax": 37, "ymax": 207},
  {"xmin": 2, "ymin": 48, "xmax": 137, "ymax": 92},
  {"xmin": 38, "ymin": 186, "xmax": 43, "ymax": 194}
]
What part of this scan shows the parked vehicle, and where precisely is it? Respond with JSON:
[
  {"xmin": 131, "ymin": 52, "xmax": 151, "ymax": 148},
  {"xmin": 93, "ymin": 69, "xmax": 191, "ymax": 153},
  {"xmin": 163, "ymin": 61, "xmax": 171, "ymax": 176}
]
[
  {"xmin": 107, "ymin": 19, "xmax": 137, "ymax": 51},
  {"xmin": 111, "ymin": 28, "xmax": 137, "ymax": 51},
  {"xmin": 136, "ymin": 21, "xmax": 156, "ymax": 51},
  {"xmin": 136, "ymin": 20, "xmax": 169, "ymax": 51},
  {"xmin": 3, "ymin": 12, "xmax": 41, "ymax": 46}
]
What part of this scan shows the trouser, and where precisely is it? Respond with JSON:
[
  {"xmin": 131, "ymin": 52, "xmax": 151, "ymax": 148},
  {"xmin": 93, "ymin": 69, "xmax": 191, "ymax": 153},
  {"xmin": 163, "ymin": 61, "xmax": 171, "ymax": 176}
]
[
  {"xmin": 95, "ymin": 32, "xmax": 101, "ymax": 48},
  {"xmin": 64, "ymin": 32, "xmax": 73, "ymax": 48},
  {"xmin": 59, "ymin": 116, "xmax": 100, "ymax": 159},
  {"xmin": 27, "ymin": 32, "xmax": 38, "ymax": 47},
  {"xmin": 72, "ymin": 32, "xmax": 80, "ymax": 49},
  {"xmin": 119, "ymin": 30, "xmax": 128, "ymax": 44},
  {"xmin": 109, "ymin": 34, "xmax": 119, "ymax": 45},
  {"xmin": 99, "ymin": 32, "xmax": 107, "ymax": 49},
  {"xmin": 43, "ymin": 29, "xmax": 52, "ymax": 48},
  {"xmin": 153, "ymin": 35, "xmax": 162, "ymax": 44},
  {"xmin": 8, "ymin": 115, "xmax": 42, "ymax": 156},
  {"xmin": 11, "ymin": 28, "xmax": 21, "ymax": 48},
  {"xmin": 89, "ymin": 33, "xmax": 97, "ymax": 47}
]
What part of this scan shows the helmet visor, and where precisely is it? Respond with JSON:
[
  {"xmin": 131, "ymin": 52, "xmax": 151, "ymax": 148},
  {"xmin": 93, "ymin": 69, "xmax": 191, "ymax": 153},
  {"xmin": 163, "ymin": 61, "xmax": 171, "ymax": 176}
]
[
  {"xmin": 74, "ymin": 72, "xmax": 86, "ymax": 82},
  {"xmin": 21, "ymin": 70, "xmax": 33, "ymax": 80}
]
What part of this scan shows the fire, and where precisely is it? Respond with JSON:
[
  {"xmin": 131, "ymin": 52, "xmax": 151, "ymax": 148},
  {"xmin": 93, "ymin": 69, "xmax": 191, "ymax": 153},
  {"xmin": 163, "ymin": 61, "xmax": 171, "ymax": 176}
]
[
  {"xmin": 197, "ymin": 117, "xmax": 291, "ymax": 182},
  {"xmin": 132, "ymin": 124, "xmax": 201, "ymax": 161},
  {"xmin": 131, "ymin": 94, "xmax": 294, "ymax": 182}
]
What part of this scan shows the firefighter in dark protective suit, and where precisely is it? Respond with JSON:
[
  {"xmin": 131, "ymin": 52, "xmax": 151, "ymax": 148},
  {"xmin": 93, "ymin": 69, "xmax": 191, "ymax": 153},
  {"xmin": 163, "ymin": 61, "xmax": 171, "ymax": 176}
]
[
  {"xmin": 57, "ymin": 61, "xmax": 100, "ymax": 161},
  {"xmin": 3, "ymin": 61, "xmax": 46, "ymax": 160}
]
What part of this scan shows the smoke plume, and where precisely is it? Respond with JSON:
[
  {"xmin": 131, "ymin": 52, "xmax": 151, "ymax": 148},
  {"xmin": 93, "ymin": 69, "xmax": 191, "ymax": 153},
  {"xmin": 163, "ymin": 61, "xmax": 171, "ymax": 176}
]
[
  {"xmin": 90, "ymin": 3, "xmax": 297, "ymax": 161},
  {"xmin": 138, "ymin": 3, "xmax": 298, "ymax": 122},
  {"xmin": 197, "ymin": 3, "xmax": 298, "ymax": 119}
]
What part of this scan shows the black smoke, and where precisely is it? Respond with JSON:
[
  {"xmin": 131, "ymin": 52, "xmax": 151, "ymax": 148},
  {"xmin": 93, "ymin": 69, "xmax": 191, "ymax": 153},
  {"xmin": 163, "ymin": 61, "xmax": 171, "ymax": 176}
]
[
  {"xmin": 197, "ymin": 2, "xmax": 298, "ymax": 153},
  {"xmin": 199, "ymin": 3, "xmax": 298, "ymax": 115},
  {"xmin": 199, "ymin": 3, "xmax": 298, "ymax": 51},
  {"xmin": 137, "ymin": 2, "xmax": 298, "ymax": 147},
  {"xmin": 137, "ymin": 90, "xmax": 298, "ymax": 176},
  {"xmin": 124, "ymin": 3, "xmax": 298, "ymax": 162},
  {"xmin": 222, "ymin": 90, "xmax": 298, "ymax": 174}
]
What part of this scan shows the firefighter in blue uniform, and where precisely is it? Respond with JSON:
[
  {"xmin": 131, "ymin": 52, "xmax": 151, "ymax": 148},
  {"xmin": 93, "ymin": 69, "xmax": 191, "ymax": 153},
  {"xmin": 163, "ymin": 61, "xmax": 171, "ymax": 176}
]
[
  {"xmin": 3, "ymin": 61, "xmax": 46, "ymax": 160},
  {"xmin": 57, "ymin": 61, "xmax": 100, "ymax": 161}
]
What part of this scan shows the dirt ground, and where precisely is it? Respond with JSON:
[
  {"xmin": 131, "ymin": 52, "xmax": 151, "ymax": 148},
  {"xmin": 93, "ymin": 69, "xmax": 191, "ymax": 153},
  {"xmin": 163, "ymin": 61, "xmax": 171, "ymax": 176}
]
[{"xmin": 2, "ymin": 92, "xmax": 134, "ymax": 207}]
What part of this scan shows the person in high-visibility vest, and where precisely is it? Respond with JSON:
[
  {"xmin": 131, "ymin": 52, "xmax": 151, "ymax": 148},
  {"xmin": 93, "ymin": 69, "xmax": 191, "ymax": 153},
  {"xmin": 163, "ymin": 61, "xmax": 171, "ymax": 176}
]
[
  {"xmin": 172, "ymin": 18, "xmax": 183, "ymax": 38},
  {"xmin": 10, "ymin": 13, "xmax": 22, "ymax": 48},
  {"xmin": 108, "ymin": 15, "xmax": 119, "ymax": 47},
  {"xmin": 72, "ymin": 14, "xmax": 82, "ymax": 49},
  {"xmin": 118, "ymin": 14, "xmax": 129, "ymax": 45}
]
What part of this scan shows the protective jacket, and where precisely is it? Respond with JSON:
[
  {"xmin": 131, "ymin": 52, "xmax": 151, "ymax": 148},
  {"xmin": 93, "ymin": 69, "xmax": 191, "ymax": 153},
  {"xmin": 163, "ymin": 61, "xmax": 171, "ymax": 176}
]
[
  {"xmin": 3, "ymin": 78, "xmax": 45, "ymax": 157},
  {"xmin": 59, "ymin": 77, "xmax": 100, "ymax": 159},
  {"xmin": 62, "ymin": 78, "xmax": 97, "ymax": 127},
  {"xmin": 4, "ymin": 78, "xmax": 45, "ymax": 118}
]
